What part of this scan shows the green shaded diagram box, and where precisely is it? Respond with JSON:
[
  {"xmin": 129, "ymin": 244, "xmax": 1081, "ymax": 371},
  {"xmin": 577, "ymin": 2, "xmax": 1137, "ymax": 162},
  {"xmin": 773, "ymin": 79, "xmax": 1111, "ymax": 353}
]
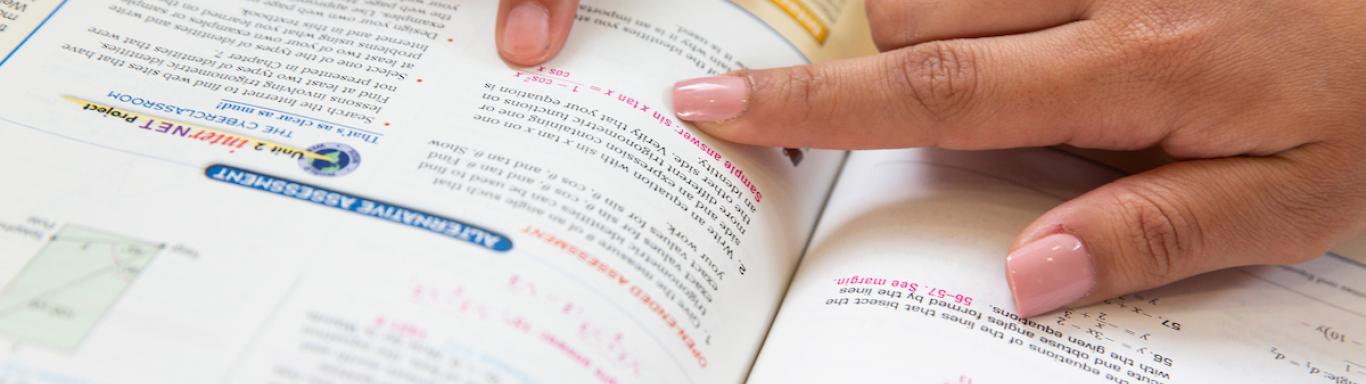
[{"xmin": 0, "ymin": 225, "xmax": 162, "ymax": 350}]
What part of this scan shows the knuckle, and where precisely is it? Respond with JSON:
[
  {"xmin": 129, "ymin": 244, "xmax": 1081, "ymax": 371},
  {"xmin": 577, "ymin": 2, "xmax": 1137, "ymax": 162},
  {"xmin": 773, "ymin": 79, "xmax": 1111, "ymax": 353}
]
[
  {"xmin": 763, "ymin": 65, "xmax": 839, "ymax": 129},
  {"xmin": 1109, "ymin": 3, "xmax": 1205, "ymax": 70},
  {"xmin": 1108, "ymin": 180, "xmax": 1204, "ymax": 283},
  {"xmin": 1094, "ymin": 2, "xmax": 1213, "ymax": 121},
  {"xmin": 896, "ymin": 42, "xmax": 981, "ymax": 126}
]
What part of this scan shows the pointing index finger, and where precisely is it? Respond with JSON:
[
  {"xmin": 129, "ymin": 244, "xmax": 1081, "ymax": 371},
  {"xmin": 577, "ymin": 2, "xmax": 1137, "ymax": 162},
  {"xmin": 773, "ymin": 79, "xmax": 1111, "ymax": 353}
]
[
  {"xmin": 673, "ymin": 23, "xmax": 1165, "ymax": 152},
  {"xmin": 496, "ymin": 0, "xmax": 581, "ymax": 67}
]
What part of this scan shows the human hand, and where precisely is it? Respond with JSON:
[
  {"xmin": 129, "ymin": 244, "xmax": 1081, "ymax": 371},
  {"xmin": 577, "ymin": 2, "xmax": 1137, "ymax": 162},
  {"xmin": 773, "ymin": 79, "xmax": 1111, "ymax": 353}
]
[
  {"xmin": 672, "ymin": 1, "xmax": 1366, "ymax": 317},
  {"xmin": 495, "ymin": 0, "xmax": 580, "ymax": 66}
]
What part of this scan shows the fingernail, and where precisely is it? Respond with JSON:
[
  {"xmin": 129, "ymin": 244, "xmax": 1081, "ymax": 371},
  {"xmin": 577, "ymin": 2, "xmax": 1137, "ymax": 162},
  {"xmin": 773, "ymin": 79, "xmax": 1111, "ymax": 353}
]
[
  {"xmin": 1006, "ymin": 233, "xmax": 1097, "ymax": 318},
  {"xmin": 500, "ymin": 2, "xmax": 551, "ymax": 61},
  {"xmin": 673, "ymin": 76, "xmax": 749, "ymax": 122}
]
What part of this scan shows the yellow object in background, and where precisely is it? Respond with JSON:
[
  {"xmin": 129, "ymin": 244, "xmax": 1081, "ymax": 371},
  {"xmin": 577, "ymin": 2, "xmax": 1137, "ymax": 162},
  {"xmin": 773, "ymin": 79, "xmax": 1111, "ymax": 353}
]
[
  {"xmin": 768, "ymin": 0, "xmax": 830, "ymax": 44},
  {"xmin": 731, "ymin": 0, "xmax": 878, "ymax": 63}
]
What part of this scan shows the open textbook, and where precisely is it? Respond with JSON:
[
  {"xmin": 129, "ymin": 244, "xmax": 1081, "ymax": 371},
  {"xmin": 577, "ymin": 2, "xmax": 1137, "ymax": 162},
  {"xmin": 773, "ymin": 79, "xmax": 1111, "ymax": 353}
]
[{"xmin": 0, "ymin": 1, "xmax": 1362, "ymax": 383}]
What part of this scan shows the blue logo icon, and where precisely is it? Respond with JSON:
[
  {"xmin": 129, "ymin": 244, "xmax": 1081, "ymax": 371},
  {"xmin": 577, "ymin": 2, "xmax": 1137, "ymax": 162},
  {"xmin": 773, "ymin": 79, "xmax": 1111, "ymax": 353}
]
[{"xmin": 299, "ymin": 142, "xmax": 361, "ymax": 177}]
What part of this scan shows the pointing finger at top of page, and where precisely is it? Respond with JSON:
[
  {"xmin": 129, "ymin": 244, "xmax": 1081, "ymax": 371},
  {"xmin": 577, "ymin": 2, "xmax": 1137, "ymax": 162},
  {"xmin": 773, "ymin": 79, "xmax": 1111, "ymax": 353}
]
[{"xmin": 496, "ymin": 0, "xmax": 581, "ymax": 66}]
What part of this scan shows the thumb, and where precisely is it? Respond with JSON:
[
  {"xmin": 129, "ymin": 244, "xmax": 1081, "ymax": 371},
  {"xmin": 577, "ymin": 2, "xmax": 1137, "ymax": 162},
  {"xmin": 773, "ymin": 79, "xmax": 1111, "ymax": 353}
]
[
  {"xmin": 496, "ymin": 0, "xmax": 580, "ymax": 66},
  {"xmin": 1005, "ymin": 145, "xmax": 1366, "ymax": 318}
]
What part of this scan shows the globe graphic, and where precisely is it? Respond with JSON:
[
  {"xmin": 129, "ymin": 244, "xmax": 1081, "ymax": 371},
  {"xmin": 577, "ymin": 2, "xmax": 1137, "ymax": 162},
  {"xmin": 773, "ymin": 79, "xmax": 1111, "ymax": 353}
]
[{"xmin": 310, "ymin": 148, "xmax": 350, "ymax": 174}]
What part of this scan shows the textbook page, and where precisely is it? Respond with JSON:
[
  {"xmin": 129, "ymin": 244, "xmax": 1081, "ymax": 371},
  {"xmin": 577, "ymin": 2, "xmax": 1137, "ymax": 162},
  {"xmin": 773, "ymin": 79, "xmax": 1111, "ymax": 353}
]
[
  {"xmin": 0, "ymin": 1, "xmax": 843, "ymax": 383},
  {"xmin": 749, "ymin": 149, "xmax": 1366, "ymax": 383}
]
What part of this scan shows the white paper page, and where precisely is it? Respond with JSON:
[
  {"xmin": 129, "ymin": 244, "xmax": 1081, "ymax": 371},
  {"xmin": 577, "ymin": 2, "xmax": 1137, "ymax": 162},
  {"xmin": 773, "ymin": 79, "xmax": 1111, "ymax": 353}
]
[
  {"xmin": 749, "ymin": 149, "xmax": 1366, "ymax": 383},
  {"xmin": 0, "ymin": 1, "xmax": 843, "ymax": 383}
]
